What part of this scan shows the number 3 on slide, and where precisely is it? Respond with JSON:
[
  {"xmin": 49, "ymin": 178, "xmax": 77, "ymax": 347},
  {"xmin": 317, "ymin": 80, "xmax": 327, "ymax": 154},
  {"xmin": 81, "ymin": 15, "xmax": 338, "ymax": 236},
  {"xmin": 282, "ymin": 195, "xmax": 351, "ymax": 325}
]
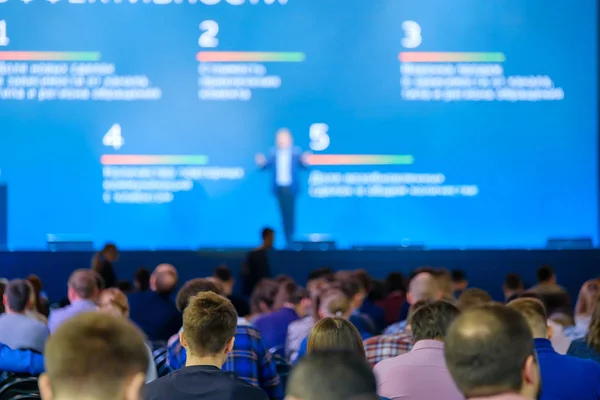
[{"xmin": 103, "ymin": 124, "xmax": 124, "ymax": 150}]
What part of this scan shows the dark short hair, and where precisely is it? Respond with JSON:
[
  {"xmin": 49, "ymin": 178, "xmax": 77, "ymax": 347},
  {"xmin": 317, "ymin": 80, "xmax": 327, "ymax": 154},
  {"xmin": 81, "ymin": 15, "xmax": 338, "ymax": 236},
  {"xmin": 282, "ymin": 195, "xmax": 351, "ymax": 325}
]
[
  {"xmin": 445, "ymin": 304, "xmax": 535, "ymax": 398},
  {"xmin": 410, "ymin": 300, "xmax": 461, "ymax": 342},
  {"xmin": 5, "ymin": 279, "xmax": 31, "ymax": 312},
  {"xmin": 452, "ymin": 269, "xmax": 466, "ymax": 282},
  {"xmin": 213, "ymin": 265, "xmax": 233, "ymax": 282},
  {"xmin": 458, "ymin": 288, "xmax": 493, "ymax": 311},
  {"xmin": 45, "ymin": 312, "xmax": 148, "ymax": 399},
  {"xmin": 504, "ymin": 273, "xmax": 523, "ymax": 291},
  {"xmin": 176, "ymin": 279, "xmax": 222, "ymax": 312},
  {"xmin": 385, "ymin": 272, "xmax": 406, "ymax": 293},
  {"xmin": 183, "ymin": 292, "xmax": 237, "ymax": 357},
  {"xmin": 68, "ymin": 269, "xmax": 99, "ymax": 299},
  {"xmin": 250, "ymin": 279, "xmax": 279, "ymax": 313},
  {"xmin": 261, "ymin": 227, "xmax": 274, "ymax": 239},
  {"xmin": 274, "ymin": 281, "xmax": 308, "ymax": 309},
  {"xmin": 308, "ymin": 267, "xmax": 334, "ymax": 282},
  {"xmin": 333, "ymin": 271, "xmax": 363, "ymax": 298},
  {"xmin": 287, "ymin": 351, "xmax": 377, "ymax": 400},
  {"xmin": 134, "ymin": 267, "xmax": 150, "ymax": 291},
  {"xmin": 537, "ymin": 265, "xmax": 555, "ymax": 283}
]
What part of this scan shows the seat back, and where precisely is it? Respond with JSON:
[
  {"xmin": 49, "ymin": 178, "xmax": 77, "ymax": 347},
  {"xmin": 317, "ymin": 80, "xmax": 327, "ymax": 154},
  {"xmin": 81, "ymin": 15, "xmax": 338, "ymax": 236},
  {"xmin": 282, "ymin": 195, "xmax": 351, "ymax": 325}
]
[{"xmin": 0, "ymin": 373, "xmax": 39, "ymax": 400}]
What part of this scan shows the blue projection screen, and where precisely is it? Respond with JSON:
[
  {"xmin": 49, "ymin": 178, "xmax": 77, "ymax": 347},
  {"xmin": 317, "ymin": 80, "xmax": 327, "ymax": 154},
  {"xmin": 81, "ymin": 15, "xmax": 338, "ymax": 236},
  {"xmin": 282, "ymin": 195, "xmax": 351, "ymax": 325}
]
[{"xmin": 0, "ymin": 0, "xmax": 597, "ymax": 249}]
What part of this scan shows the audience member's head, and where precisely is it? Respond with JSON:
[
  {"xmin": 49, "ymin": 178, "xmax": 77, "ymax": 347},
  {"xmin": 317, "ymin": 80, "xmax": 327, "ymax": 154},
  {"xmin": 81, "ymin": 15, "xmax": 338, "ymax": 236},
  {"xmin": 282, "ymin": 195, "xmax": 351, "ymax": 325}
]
[
  {"xmin": 433, "ymin": 269, "xmax": 454, "ymax": 299},
  {"xmin": 548, "ymin": 308, "xmax": 575, "ymax": 328},
  {"xmin": 250, "ymin": 278, "xmax": 279, "ymax": 315},
  {"xmin": 537, "ymin": 265, "xmax": 556, "ymax": 285},
  {"xmin": 91, "ymin": 243, "xmax": 119, "ymax": 271},
  {"xmin": 503, "ymin": 273, "xmax": 524, "ymax": 301},
  {"xmin": 445, "ymin": 304, "xmax": 540, "ymax": 399},
  {"xmin": 586, "ymin": 295, "xmax": 600, "ymax": 352},
  {"xmin": 68, "ymin": 269, "xmax": 100, "ymax": 303},
  {"xmin": 116, "ymin": 280, "xmax": 133, "ymax": 294},
  {"xmin": 508, "ymin": 297, "xmax": 551, "ymax": 339},
  {"xmin": 307, "ymin": 317, "xmax": 365, "ymax": 358},
  {"xmin": 287, "ymin": 351, "xmax": 379, "ymax": 400},
  {"xmin": 176, "ymin": 278, "xmax": 222, "ymax": 312},
  {"xmin": 575, "ymin": 279, "xmax": 600, "ymax": 317},
  {"xmin": 451, "ymin": 269, "xmax": 468, "ymax": 292},
  {"xmin": 261, "ymin": 227, "xmax": 275, "ymax": 248},
  {"xmin": 385, "ymin": 272, "xmax": 406, "ymax": 294},
  {"xmin": 180, "ymin": 292, "xmax": 237, "ymax": 367},
  {"xmin": 0, "ymin": 279, "xmax": 7, "ymax": 314},
  {"xmin": 150, "ymin": 264, "xmax": 178, "ymax": 296},
  {"xmin": 3, "ymin": 279, "xmax": 32, "ymax": 313},
  {"xmin": 457, "ymin": 288, "xmax": 493, "ymax": 311},
  {"xmin": 407, "ymin": 271, "xmax": 441, "ymax": 305},
  {"xmin": 308, "ymin": 267, "xmax": 335, "ymax": 285},
  {"xmin": 317, "ymin": 288, "xmax": 351, "ymax": 320},
  {"xmin": 354, "ymin": 269, "xmax": 373, "ymax": 296},
  {"xmin": 212, "ymin": 264, "xmax": 235, "ymax": 296},
  {"xmin": 274, "ymin": 280, "xmax": 310, "ymax": 317},
  {"xmin": 133, "ymin": 267, "xmax": 150, "ymax": 292},
  {"xmin": 334, "ymin": 271, "xmax": 366, "ymax": 311},
  {"xmin": 40, "ymin": 312, "xmax": 148, "ymax": 400},
  {"xmin": 410, "ymin": 300, "xmax": 461, "ymax": 342},
  {"xmin": 98, "ymin": 288, "xmax": 130, "ymax": 317}
]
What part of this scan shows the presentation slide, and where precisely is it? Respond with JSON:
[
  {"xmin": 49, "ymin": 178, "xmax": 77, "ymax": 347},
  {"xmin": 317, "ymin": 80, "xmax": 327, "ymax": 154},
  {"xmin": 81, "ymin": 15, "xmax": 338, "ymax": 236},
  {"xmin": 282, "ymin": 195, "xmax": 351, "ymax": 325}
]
[{"xmin": 0, "ymin": 0, "xmax": 597, "ymax": 249}]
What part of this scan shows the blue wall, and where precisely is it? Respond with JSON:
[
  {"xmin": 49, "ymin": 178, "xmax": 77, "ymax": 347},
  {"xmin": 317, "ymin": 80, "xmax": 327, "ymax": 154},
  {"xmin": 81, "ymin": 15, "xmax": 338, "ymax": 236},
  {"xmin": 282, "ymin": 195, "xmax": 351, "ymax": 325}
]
[{"xmin": 0, "ymin": 250, "xmax": 598, "ymax": 302}]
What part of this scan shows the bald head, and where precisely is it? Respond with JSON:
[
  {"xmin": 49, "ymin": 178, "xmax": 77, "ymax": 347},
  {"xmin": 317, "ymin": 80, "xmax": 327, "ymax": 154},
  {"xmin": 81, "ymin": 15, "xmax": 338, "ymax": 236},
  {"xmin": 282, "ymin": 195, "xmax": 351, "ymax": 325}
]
[
  {"xmin": 445, "ymin": 304, "xmax": 538, "ymax": 398},
  {"xmin": 151, "ymin": 264, "xmax": 178, "ymax": 295},
  {"xmin": 408, "ymin": 273, "xmax": 440, "ymax": 304},
  {"xmin": 507, "ymin": 298, "xmax": 548, "ymax": 338}
]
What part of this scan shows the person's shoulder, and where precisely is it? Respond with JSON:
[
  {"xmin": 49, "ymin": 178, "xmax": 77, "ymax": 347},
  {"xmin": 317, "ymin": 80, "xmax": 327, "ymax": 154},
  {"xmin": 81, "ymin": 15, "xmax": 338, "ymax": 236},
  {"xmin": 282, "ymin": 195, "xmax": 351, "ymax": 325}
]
[
  {"xmin": 231, "ymin": 376, "xmax": 269, "ymax": 400},
  {"xmin": 143, "ymin": 373, "xmax": 175, "ymax": 400}
]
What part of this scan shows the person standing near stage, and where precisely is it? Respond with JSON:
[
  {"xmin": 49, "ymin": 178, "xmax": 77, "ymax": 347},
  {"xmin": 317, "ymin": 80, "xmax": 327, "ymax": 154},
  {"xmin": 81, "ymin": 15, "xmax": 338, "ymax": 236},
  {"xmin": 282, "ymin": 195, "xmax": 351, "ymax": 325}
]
[
  {"xmin": 242, "ymin": 228, "xmax": 275, "ymax": 297},
  {"xmin": 255, "ymin": 128, "xmax": 309, "ymax": 247}
]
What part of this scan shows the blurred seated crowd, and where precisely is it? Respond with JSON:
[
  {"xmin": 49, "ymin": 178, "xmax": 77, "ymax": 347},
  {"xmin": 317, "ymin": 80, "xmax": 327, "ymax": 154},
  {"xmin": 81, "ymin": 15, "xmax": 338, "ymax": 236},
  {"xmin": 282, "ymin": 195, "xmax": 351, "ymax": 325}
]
[{"xmin": 0, "ymin": 244, "xmax": 599, "ymax": 400}]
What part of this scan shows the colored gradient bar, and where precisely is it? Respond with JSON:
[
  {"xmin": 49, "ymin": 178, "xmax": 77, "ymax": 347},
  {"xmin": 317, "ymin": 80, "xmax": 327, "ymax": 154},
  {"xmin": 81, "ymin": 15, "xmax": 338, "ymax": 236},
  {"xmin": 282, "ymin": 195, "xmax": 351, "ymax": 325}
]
[
  {"xmin": 101, "ymin": 155, "xmax": 209, "ymax": 166},
  {"xmin": 197, "ymin": 51, "xmax": 306, "ymax": 62},
  {"xmin": 0, "ymin": 51, "xmax": 101, "ymax": 61},
  {"xmin": 399, "ymin": 52, "xmax": 506, "ymax": 63},
  {"xmin": 307, "ymin": 155, "xmax": 414, "ymax": 166}
]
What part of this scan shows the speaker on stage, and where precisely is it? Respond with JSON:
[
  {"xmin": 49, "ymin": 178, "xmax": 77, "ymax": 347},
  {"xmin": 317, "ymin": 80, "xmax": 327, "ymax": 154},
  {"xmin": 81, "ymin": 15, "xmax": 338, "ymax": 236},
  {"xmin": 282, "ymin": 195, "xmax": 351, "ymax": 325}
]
[{"xmin": 545, "ymin": 237, "xmax": 593, "ymax": 250}]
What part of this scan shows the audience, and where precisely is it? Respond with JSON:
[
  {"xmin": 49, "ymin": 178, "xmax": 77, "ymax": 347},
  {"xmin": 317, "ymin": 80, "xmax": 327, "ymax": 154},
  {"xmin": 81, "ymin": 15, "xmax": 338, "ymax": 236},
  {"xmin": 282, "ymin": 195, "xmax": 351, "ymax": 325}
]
[
  {"xmin": 0, "ymin": 279, "xmax": 49, "ymax": 353},
  {"xmin": 91, "ymin": 243, "xmax": 120, "ymax": 289},
  {"xmin": 40, "ymin": 312, "xmax": 149, "ymax": 400},
  {"xmin": 503, "ymin": 273, "xmax": 524, "ymax": 302},
  {"xmin": 451, "ymin": 269, "xmax": 468, "ymax": 298},
  {"xmin": 27, "ymin": 274, "xmax": 50, "ymax": 317},
  {"xmin": 444, "ymin": 304, "xmax": 542, "ymax": 400},
  {"xmin": 135, "ymin": 267, "xmax": 151, "ymax": 292},
  {"xmin": 145, "ymin": 292, "xmax": 268, "ymax": 400},
  {"xmin": 243, "ymin": 227, "xmax": 274, "ymax": 297},
  {"xmin": 568, "ymin": 294, "xmax": 600, "ymax": 362},
  {"xmin": 167, "ymin": 278, "xmax": 283, "ymax": 400},
  {"xmin": 249, "ymin": 279, "xmax": 279, "ymax": 322},
  {"xmin": 48, "ymin": 269, "xmax": 100, "ymax": 333},
  {"xmin": 374, "ymin": 300, "xmax": 463, "ymax": 400},
  {"xmin": 529, "ymin": 265, "xmax": 571, "ymax": 314},
  {"xmin": 507, "ymin": 297, "xmax": 600, "ymax": 400},
  {"xmin": 98, "ymin": 288, "xmax": 158, "ymax": 383},
  {"xmin": 457, "ymin": 288, "xmax": 493, "ymax": 311},
  {"xmin": 356, "ymin": 269, "xmax": 386, "ymax": 333},
  {"xmin": 382, "ymin": 272, "xmax": 406, "ymax": 327},
  {"xmin": 565, "ymin": 278, "xmax": 599, "ymax": 340},
  {"xmin": 335, "ymin": 271, "xmax": 376, "ymax": 336},
  {"xmin": 129, "ymin": 264, "xmax": 181, "ymax": 342},
  {"xmin": 254, "ymin": 281, "xmax": 309, "ymax": 351},
  {"xmin": 213, "ymin": 264, "xmax": 250, "ymax": 317},
  {"xmin": 0, "ymin": 278, "xmax": 7, "ymax": 314},
  {"xmin": 307, "ymin": 317, "xmax": 365, "ymax": 356},
  {"xmin": 287, "ymin": 351, "xmax": 379, "ymax": 400}
]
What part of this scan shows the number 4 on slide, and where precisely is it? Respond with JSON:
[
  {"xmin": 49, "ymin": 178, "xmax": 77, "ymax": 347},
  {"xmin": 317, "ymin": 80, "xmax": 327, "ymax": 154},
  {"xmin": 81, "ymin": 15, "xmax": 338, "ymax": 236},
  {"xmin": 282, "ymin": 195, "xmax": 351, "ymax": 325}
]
[{"xmin": 103, "ymin": 124, "xmax": 124, "ymax": 150}]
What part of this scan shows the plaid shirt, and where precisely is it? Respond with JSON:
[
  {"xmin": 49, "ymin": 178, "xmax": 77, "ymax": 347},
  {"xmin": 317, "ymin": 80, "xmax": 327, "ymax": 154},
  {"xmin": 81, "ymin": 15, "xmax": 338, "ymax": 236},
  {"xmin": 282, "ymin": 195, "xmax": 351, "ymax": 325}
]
[
  {"xmin": 168, "ymin": 325, "xmax": 283, "ymax": 400},
  {"xmin": 364, "ymin": 331, "xmax": 413, "ymax": 367}
]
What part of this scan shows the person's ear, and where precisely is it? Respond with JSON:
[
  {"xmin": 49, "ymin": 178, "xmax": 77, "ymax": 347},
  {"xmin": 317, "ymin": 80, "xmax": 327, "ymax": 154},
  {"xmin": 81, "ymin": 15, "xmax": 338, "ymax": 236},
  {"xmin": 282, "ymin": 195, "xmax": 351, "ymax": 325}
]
[
  {"xmin": 224, "ymin": 337, "xmax": 235, "ymax": 353},
  {"xmin": 547, "ymin": 323, "xmax": 554, "ymax": 340},
  {"xmin": 407, "ymin": 292, "xmax": 414, "ymax": 305},
  {"xmin": 180, "ymin": 330, "xmax": 188, "ymax": 350},
  {"xmin": 38, "ymin": 374, "xmax": 53, "ymax": 400},
  {"xmin": 523, "ymin": 354, "xmax": 538, "ymax": 386},
  {"xmin": 123, "ymin": 372, "xmax": 145, "ymax": 400}
]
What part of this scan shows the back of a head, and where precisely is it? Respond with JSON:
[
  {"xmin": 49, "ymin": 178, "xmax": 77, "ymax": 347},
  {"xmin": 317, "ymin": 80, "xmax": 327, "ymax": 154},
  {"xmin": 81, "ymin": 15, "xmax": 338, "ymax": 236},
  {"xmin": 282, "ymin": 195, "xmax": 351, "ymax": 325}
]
[
  {"xmin": 587, "ymin": 295, "xmax": 600, "ymax": 352},
  {"xmin": 408, "ymin": 272, "xmax": 439, "ymax": 303},
  {"xmin": 250, "ymin": 279, "xmax": 279, "ymax": 314},
  {"xmin": 458, "ymin": 288, "xmax": 493, "ymax": 311},
  {"xmin": 308, "ymin": 267, "xmax": 335, "ymax": 283},
  {"xmin": 307, "ymin": 317, "xmax": 365, "ymax": 358},
  {"xmin": 68, "ymin": 269, "xmax": 100, "ymax": 300},
  {"xmin": 410, "ymin": 300, "xmax": 461, "ymax": 342},
  {"xmin": 504, "ymin": 273, "xmax": 523, "ymax": 291},
  {"xmin": 213, "ymin": 265, "xmax": 233, "ymax": 283},
  {"xmin": 452, "ymin": 269, "xmax": 466, "ymax": 283},
  {"xmin": 183, "ymin": 292, "xmax": 237, "ymax": 357},
  {"xmin": 98, "ymin": 288, "xmax": 130, "ymax": 317},
  {"xmin": 444, "ymin": 304, "xmax": 535, "ymax": 398},
  {"xmin": 287, "ymin": 351, "xmax": 377, "ymax": 400},
  {"xmin": 261, "ymin": 227, "xmax": 274, "ymax": 245},
  {"xmin": 176, "ymin": 278, "xmax": 222, "ymax": 312},
  {"xmin": 385, "ymin": 272, "xmax": 406, "ymax": 293},
  {"xmin": 537, "ymin": 265, "xmax": 555, "ymax": 284},
  {"xmin": 5, "ymin": 279, "xmax": 32, "ymax": 313},
  {"xmin": 319, "ymin": 288, "xmax": 351, "ymax": 318},
  {"xmin": 151, "ymin": 264, "xmax": 178, "ymax": 295},
  {"xmin": 333, "ymin": 271, "xmax": 363, "ymax": 299},
  {"xmin": 353, "ymin": 269, "xmax": 373, "ymax": 294},
  {"xmin": 575, "ymin": 279, "xmax": 600, "ymax": 316},
  {"xmin": 42, "ymin": 312, "xmax": 148, "ymax": 400},
  {"xmin": 134, "ymin": 267, "xmax": 150, "ymax": 291},
  {"xmin": 274, "ymin": 280, "xmax": 308, "ymax": 309},
  {"xmin": 433, "ymin": 269, "xmax": 454, "ymax": 299},
  {"xmin": 507, "ymin": 297, "xmax": 548, "ymax": 338}
]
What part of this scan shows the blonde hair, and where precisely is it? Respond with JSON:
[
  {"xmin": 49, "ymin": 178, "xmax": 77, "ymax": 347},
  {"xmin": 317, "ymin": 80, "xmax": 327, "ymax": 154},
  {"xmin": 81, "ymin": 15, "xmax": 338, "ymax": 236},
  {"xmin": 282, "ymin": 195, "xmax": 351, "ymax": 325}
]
[
  {"xmin": 575, "ymin": 279, "xmax": 600, "ymax": 316},
  {"xmin": 307, "ymin": 317, "xmax": 365, "ymax": 358},
  {"xmin": 319, "ymin": 289, "xmax": 351, "ymax": 319},
  {"xmin": 98, "ymin": 288, "xmax": 129, "ymax": 317}
]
